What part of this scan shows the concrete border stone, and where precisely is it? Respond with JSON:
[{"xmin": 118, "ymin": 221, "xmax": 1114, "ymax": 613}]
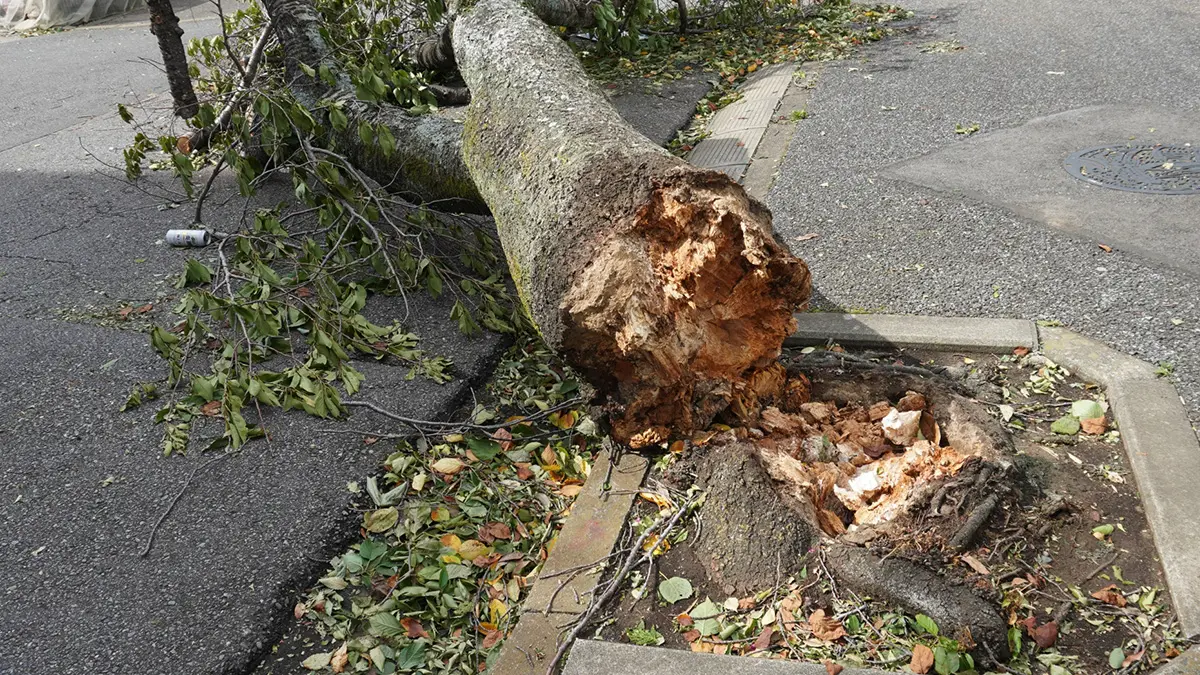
[
  {"xmin": 787, "ymin": 312, "xmax": 1039, "ymax": 352},
  {"xmin": 688, "ymin": 63, "xmax": 795, "ymax": 181},
  {"xmin": 563, "ymin": 638, "xmax": 893, "ymax": 675},
  {"xmin": 492, "ymin": 450, "xmax": 650, "ymax": 675}
]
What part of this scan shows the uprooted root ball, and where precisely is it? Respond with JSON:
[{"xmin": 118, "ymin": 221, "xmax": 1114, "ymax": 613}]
[{"xmin": 675, "ymin": 366, "xmax": 1020, "ymax": 660}]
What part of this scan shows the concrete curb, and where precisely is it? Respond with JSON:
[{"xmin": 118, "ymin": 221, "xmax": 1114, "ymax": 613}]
[
  {"xmin": 492, "ymin": 450, "xmax": 650, "ymax": 675},
  {"xmin": 497, "ymin": 313, "xmax": 1200, "ymax": 673},
  {"xmin": 787, "ymin": 312, "xmax": 1039, "ymax": 351}
]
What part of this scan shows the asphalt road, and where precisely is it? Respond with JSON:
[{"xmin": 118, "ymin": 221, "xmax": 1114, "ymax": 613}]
[
  {"xmin": 0, "ymin": 12, "xmax": 711, "ymax": 673},
  {"xmin": 0, "ymin": 10, "xmax": 507, "ymax": 675},
  {"xmin": 768, "ymin": 0, "xmax": 1200, "ymax": 423}
]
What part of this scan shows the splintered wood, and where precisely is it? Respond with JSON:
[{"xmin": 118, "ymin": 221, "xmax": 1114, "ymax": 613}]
[{"xmin": 748, "ymin": 373, "xmax": 975, "ymax": 536}]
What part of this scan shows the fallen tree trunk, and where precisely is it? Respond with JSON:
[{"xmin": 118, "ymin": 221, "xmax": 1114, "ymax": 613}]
[{"xmin": 452, "ymin": 0, "xmax": 811, "ymax": 445}]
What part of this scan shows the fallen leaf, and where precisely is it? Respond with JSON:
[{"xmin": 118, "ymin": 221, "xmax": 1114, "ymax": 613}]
[
  {"xmin": 682, "ymin": 629, "xmax": 701, "ymax": 642},
  {"xmin": 478, "ymin": 522, "xmax": 512, "ymax": 543},
  {"xmin": 1030, "ymin": 620, "xmax": 1058, "ymax": 649},
  {"xmin": 301, "ymin": 652, "xmax": 332, "ymax": 670},
  {"xmin": 431, "ymin": 457, "xmax": 466, "ymax": 475},
  {"xmin": 753, "ymin": 627, "xmax": 774, "ymax": 652},
  {"xmin": 363, "ymin": 507, "xmax": 398, "ymax": 533},
  {"xmin": 1013, "ymin": 346, "xmax": 1030, "ymax": 357},
  {"xmin": 199, "ymin": 400, "xmax": 222, "ymax": 417},
  {"xmin": 514, "ymin": 463, "xmax": 534, "ymax": 480},
  {"xmin": 640, "ymin": 491, "xmax": 673, "ymax": 509},
  {"xmin": 331, "ymin": 643, "xmax": 348, "ymax": 673},
  {"xmin": 1122, "ymin": 650, "xmax": 1144, "ymax": 668},
  {"xmin": 910, "ymin": 644, "xmax": 935, "ymax": 674},
  {"xmin": 1099, "ymin": 243, "xmax": 1113, "ymax": 253},
  {"xmin": 117, "ymin": 306, "xmax": 134, "ymax": 320},
  {"xmin": 558, "ymin": 484, "xmax": 583, "ymax": 497},
  {"xmin": 795, "ymin": 232, "xmax": 820, "ymax": 241},
  {"xmin": 676, "ymin": 613, "xmax": 693, "ymax": 627},
  {"xmin": 458, "ymin": 539, "xmax": 489, "ymax": 562},
  {"xmin": 401, "ymin": 617, "xmax": 430, "ymax": 639},
  {"xmin": 1091, "ymin": 584, "xmax": 1127, "ymax": 607},
  {"xmin": 482, "ymin": 629, "xmax": 503, "ymax": 649},
  {"xmin": 962, "ymin": 554, "xmax": 990, "ymax": 575},
  {"xmin": 824, "ymin": 661, "xmax": 844, "ymax": 675},
  {"xmin": 293, "ymin": 602, "xmax": 306, "ymax": 619},
  {"xmin": 1050, "ymin": 415, "xmax": 1081, "ymax": 435},
  {"xmin": 1080, "ymin": 416, "xmax": 1107, "ymax": 435},
  {"xmin": 808, "ymin": 609, "xmax": 847, "ymax": 642}
]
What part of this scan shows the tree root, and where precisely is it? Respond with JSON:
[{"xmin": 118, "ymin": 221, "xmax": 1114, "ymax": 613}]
[{"xmin": 949, "ymin": 493, "xmax": 1001, "ymax": 552}]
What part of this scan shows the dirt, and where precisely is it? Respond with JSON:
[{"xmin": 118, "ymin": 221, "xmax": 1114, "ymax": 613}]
[{"xmin": 592, "ymin": 346, "xmax": 1188, "ymax": 675}]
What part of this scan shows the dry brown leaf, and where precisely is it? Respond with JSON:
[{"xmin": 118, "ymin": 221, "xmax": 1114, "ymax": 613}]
[
  {"xmin": 1099, "ymin": 243, "xmax": 1113, "ymax": 253},
  {"xmin": 478, "ymin": 522, "xmax": 512, "ymax": 543},
  {"xmin": 1090, "ymin": 584, "xmax": 1127, "ymax": 607},
  {"xmin": 910, "ymin": 644, "xmax": 935, "ymax": 674},
  {"xmin": 401, "ymin": 617, "xmax": 429, "ymax": 639},
  {"xmin": 824, "ymin": 661, "xmax": 844, "ymax": 675},
  {"xmin": 481, "ymin": 629, "xmax": 503, "ymax": 649},
  {"xmin": 1122, "ymin": 650, "xmax": 1144, "ymax": 668},
  {"xmin": 293, "ymin": 602, "xmax": 306, "ymax": 620},
  {"xmin": 683, "ymin": 629, "xmax": 701, "ymax": 643},
  {"xmin": 199, "ymin": 400, "xmax": 222, "ymax": 417},
  {"xmin": 176, "ymin": 134, "xmax": 192, "ymax": 154},
  {"xmin": 676, "ymin": 613, "xmax": 693, "ymax": 627},
  {"xmin": 330, "ymin": 643, "xmax": 348, "ymax": 673},
  {"xmin": 808, "ymin": 609, "xmax": 847, "ymax": 642},
  {"xmin": 962, "ymin": 554, "xmax": 990, "ymax": 575},
  {"xmin": 1030, "ymin": 620, "xmax": 1058, "ymax": 649},
  {"xmin": 753, "ymin": 627, "xmax": 774, "ymax": 652},
  {"xmin": 1080, "ymin": 416, "xmax": 1108, "ymax": 435}
]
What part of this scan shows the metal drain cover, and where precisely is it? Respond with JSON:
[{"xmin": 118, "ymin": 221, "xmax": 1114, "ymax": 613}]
[{"xmin": 1064, "ymin": 143, "xmax": 1200, "ymax": 194}]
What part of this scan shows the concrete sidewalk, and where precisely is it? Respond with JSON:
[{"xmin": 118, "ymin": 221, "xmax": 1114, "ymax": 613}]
[{"xmin": 764, "ymin": 0, "xmax": 1200, "ymax": 426}]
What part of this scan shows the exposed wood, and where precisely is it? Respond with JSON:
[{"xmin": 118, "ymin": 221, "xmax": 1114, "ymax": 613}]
[
  {"xmin": 146, "ymin": 0, "xmax": 200, "ymax": 119},
  {"xmin": 453, "ymin": 0, "xmax": 810, "ymax": 444}
]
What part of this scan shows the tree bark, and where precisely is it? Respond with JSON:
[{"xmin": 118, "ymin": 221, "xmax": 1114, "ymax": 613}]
[
  {"xmin": 146, "ymin": 0, "xmax": 200, "ymax": 119},
  {"xmin": 452, "ymin": 0, "xmax": 811, "ymax": 445}
]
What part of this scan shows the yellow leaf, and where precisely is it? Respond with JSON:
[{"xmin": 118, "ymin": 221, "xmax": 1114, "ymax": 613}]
[
  {"xmin": 458, "ymin": 539, "xmax": 489, "ymax": 562},
  {"xmin": 489, "ymin": 598, "xmax": 508, "ymax": 624},
  {"xmin": 444, "ymin": 433, "xmax": 464, "ymax": 443},
  {"xmin": 559, "ymin": 484, "xmax": 583, "ymax": 497},
  {"xmin": 440, "ymin": 533, "xmax": 462, "ymax": 551},
  {"xmin": 639, "ymin": 491, "xmax": 673, "ymax": 509},
  {"xmin": 432, "ymin": 457, "xmax": 466, "ymax": 475}
]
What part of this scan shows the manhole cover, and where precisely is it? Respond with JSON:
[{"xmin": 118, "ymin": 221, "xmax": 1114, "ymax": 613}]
[{"xmin": 1064, "ymin": 143, "xmax": 1200, "ymax": 195}]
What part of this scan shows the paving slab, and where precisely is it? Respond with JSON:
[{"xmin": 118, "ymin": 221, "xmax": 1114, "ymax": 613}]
[
  {"xmin": 489, "ymin": 451, "xmax": 650, "ymax": 675},
  {"xmin": 689, "ymin": 63, "xmax": 795, "ymax": 180},
  {"xmin": 1108, "ymin": 378, "xmax": 1200, "ymax": 638},
  {"xmin": 563, "ymin": 639, "xmax": 890, "ymax": 675},
  {"xmin": 787, "ymin": 312, "xmax": 1038, "ymax": 351},
  {"xmin": 606, "ymin": 71, "xmax": 713, "ymax": 147}
]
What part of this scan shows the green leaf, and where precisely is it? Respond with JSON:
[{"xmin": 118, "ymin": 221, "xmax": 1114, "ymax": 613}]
[
  {"xmin": 177, "ymin": 259, "xmax": 214, "ymax": 288},
  {"xmin": 301, "ymin": 651, "xmax": 332, "ymax": 670},
  {"xmin": 395, "ymin": 642, "xmax": 426, "ymax": 669},
  {"xmin": 1050, "ymin": 415, "xmax": 1081, "ymax": 435},
  {"xmin": 1070, "ymin": 399, "xmax": 1104, "ymax": 420},
  {"xmin": 625, "ymin": 620, "xmax": 664, "ymax": 646},
  {"xmin": 1109, "ymin": 648, "xmax": 1125, "ymax": 669},
  {"xmin": 690, "ymin": 599, "xmax": 721, "ymax": 619},
  {"xmin": 298, "ymin": 62, "xmax": 315, "ymax": 77},
  {"xmin": 658, "ymin": 576, "xmax": 693, "ymax": 604},
  {"xmin": 466, "ymin": 436, "xmax": 501, "ymax": 460},
  {"xmin": 117, "ymin": 103, "xmax": 134, "ymax": 123},
  {"xmin": 364, "ymin": 507, "xmax": 399, "ymax": 533},
  {"xmin": 1092, "ymin": 523, "xmax": 1115, "ymax": 537},
  {"xmin": 368, "ymin": 612, "xmax": 405, "ymax": 638},
  {"xmin": 693, "ymin": 617, "xmax": 720, "ymax": 637},
  {"xmin": 915, "ymin": 613, "xmax": 939, "ymax": 636},
  {"xmin": 933, "ymin": 646, "xmax": 959, "ymax": 675}
]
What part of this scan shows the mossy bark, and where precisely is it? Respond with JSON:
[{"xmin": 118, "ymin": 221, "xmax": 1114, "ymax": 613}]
[{"xmin": 453, "ymin": 0, "xmax": 811, "ymax": 444}]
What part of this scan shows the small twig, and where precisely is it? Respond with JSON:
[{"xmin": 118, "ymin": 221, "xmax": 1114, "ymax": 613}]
[
  {"xmin": 1083, "ymin": 551, "xmax": 1120, "ymax": 584},
  {"xmin": 543, "ymin": 567, "xmax": 586, "ymax": 616},
  {"xmin": 140, "ymin": 452, "xmax": 233, "ymax": 557}
]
